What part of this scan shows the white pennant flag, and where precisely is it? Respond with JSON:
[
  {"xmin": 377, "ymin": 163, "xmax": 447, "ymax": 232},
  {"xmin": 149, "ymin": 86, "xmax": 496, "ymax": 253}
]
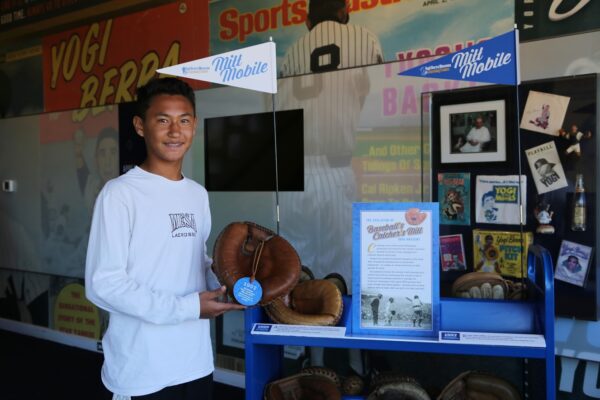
[{"xmin": 157, "ymin": 41, "xmax": 277, "ymax": 94}]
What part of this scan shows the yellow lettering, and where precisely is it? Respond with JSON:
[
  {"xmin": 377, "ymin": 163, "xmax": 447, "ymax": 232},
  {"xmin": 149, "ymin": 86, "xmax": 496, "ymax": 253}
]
[
  {"xmin": 115, "ymin": 60, "xmax": 137, "ymax": 103},
  {"xmin": 99, "ymin": 67, "xmax": 118, "ymax": 105},
  {"xmin": 138, "ymin": 52, "xmax": 160, "ymax": 90},
  {"xmin": 81, "ymin": 23, "xmax": 100, "ymax": 73},
  {"xmin": 63, "ymin": 35, "xmax": 81, "ymax": 82},
  {"xmin": 73, "ymin": 76, "xmax": 99, "ymax": 122},
  {"xmin": 50, "ymin": 42, "xmax": 66, "ymax": 89},
  {"xmin": 99, "ymin": 19, "xmax": 112, "ymax": 65}
]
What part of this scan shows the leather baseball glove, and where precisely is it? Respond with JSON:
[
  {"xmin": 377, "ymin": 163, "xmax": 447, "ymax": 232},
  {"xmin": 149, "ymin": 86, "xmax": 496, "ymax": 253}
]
[
  {"xmin": 264, "ymin": 373, "xmax": 341, "ymax": 400},
  {"xmin": 367, "ymin": 378, "xmax": 431, "ymax": 400},
  {"xmin": 212, "ymin": 221, "xmax": 301, "ymax": 305},
  {"xmin": 437, "ymin": 371, "xmax": 521, "ymax": 400},
  {"xmin": 264, "ymin": 279, "xmax": 343, "ymax": 326},
  {"xmin": 451, "ymin": 272, "xmax": 525, "ymax": 300}
]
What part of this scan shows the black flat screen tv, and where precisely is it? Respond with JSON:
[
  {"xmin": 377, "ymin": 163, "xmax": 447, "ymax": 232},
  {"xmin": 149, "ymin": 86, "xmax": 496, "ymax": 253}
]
[{"xmin": 204, "ymin": 109, "xmax": 304, "ymax": 191}]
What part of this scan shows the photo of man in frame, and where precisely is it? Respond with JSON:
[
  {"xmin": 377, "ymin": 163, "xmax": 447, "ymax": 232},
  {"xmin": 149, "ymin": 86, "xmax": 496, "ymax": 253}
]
[{"xmin": 450, "ymin": 111, "xmax": 497, "ymax": 154}]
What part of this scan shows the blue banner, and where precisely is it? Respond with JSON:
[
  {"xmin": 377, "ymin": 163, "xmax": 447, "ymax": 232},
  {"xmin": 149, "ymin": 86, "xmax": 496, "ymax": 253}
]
[{"xmin": 399, "ymin": 30, "xmax": 519, "ymax": 86}]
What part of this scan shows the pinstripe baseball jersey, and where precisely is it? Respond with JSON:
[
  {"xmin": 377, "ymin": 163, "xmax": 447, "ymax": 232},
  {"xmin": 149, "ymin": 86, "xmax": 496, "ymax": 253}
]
[{"xmin": 280, "ymin": 20, "xmax": 384, "ymax": 78}]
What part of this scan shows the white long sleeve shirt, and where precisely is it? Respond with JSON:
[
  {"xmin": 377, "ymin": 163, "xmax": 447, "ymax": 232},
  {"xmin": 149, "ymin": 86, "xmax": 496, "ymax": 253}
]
[{"xmin": 85, "ymin": 167, "xmax": 220, "ymax": 396}]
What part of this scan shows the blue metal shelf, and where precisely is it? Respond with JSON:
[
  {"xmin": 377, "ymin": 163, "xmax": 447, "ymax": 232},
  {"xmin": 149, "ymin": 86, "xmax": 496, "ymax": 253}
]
[{"xmin": 244, "ymin": 245, "xmax": 555, "ymax": 399}]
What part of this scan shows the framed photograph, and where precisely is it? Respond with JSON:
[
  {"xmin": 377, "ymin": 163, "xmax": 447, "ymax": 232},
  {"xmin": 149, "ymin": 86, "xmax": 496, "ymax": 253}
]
[
  {"xmin": 352, "ymin": 202, "xmax": 439, "ymax": 338},
  {"xmin": 440, "ymin": 99, "xmax": 506, "ymax": 164},
  {"xmin": 555, "ymin": 240, "xmax": 593, "ymax": 287},
  {"xmin": 440, "ymin": 234, "xmax": 466, "ymax": 272}
]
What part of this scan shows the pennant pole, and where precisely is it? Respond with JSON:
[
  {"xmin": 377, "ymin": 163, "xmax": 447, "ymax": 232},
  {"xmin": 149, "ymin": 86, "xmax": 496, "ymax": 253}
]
[
  {"xmin": 512, "ymin": 25, "xmax": 527, "ymax": 289},
  {"xmin": 269, "ymin": 37, "xmax": 281, "ymax": 235}
]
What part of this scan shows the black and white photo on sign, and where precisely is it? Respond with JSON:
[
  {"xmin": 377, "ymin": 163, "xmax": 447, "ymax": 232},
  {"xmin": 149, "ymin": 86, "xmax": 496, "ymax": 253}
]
[
  {"xmin": 525, "ymin": 141, "xmax": 568, "ymax": 194},
  {"xmin": 440, "ymin": 99, "xmax": 506, "ymax": 164},
  {"xmin": 475, "ymin": 175, "xmax": 527, "ymax": 225},
  {"xmin": 360, "ymin": 291, "xmax": 432, "ymax": 329},
  {"xmin": 520, "ymin": 90, "xmax": 570, "ymax": 135},
  {"xmin": 555, "ymin": 240, "xmax": 593, "ymax": 287}
]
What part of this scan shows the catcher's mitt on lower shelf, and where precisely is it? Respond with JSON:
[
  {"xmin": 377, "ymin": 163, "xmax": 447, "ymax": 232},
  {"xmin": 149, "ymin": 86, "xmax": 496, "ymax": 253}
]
[
  {"xmin": 367, "ymin": 378, "xmax": 431, "ymax": 400},
  {"xmin": 437, "ymin": 371, "xmax": 521, "ymax": 400},
  {"xmin": 264, "ymin": 279, "xmax": 343, "ymax": 326},
  {"xmin": 451, "ymin": 272, "xmax": 524, "ymax": 300},
  {"xmin": 264, "ymin": 373, "xmax": 342, "ymax": 400},
  {"xmin": 212, "ymin": 221, "xmax": 301, "ymax": 305}
]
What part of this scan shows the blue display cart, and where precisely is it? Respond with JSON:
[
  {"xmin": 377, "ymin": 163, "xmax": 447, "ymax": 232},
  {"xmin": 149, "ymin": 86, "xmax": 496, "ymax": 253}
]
[{"xmin": 244, "ymin": 245, "xmax": 555, "ymax": 399}]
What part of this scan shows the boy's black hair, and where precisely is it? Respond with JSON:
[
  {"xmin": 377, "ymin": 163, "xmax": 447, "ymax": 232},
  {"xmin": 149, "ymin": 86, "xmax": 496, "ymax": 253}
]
[
  {"xmin": 308, "ymin": 0, "xmax": 347, "ymax": 29},
  {"xmin": 135, "ymin": 77, "xmax": 196, "ymax": 120}
]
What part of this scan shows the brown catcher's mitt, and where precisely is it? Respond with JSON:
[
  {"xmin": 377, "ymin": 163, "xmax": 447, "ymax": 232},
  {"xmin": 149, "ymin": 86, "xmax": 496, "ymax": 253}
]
[
  {"xmin": 367, "ymin": 378, "xmax": 431, "ymax": 400},
  {"xmin": 437, "ymin": 371, "xmax": 521, "ymax": 400},
  {"xmin": 212, "ymin": 221, "xmax": 301, "ymax": 305},
  {"xmin": 264, "ymin": 373, "xmax": 342, "ymax": 400},
  {"xmin": 264, "ymin": 279, "xmax": 344, "ymax": 326},
  {"xmin": 451, "ymin": 272, "xmax": 524, "ymax": 300}
]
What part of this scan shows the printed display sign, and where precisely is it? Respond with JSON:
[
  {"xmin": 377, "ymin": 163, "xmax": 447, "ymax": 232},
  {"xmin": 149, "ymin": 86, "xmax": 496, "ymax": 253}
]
[{"xmin": 352, "ymin": 202, "xmax": 439, "ymax": 338}]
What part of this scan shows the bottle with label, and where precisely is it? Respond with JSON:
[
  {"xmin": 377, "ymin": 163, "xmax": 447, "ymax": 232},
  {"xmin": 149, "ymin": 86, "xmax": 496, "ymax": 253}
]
[{"xmin": 571, "ymin": 174, "xmax": 586, "ymax": 231}]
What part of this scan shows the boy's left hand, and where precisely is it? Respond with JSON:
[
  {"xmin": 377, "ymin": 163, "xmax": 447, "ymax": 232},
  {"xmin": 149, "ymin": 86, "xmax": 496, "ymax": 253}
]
[{"xmin": 199, "ymin": 286, "xmax": 245, "ymax": 318}]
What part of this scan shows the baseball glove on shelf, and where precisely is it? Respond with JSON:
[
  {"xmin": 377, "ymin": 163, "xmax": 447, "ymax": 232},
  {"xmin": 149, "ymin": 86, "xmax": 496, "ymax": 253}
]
[
  {"xmin": 264, "ymin": 373, "xmax": 341, "ymax": 400},
  {"xmin": 451, "ymin": 272, "xmax": 525, "ymax": 300},
  {"xmin": 264, "ymin": 279, "xmax": 344, "ymax": 326},
  {"xmin": 437, "ymin": 371, "xmax": 521, "ymax": 400},
  {"xmin": 367, "ymin": 377, "xmax": 431, "ymax": 400},
  {"xmin": 212, "ymin": 221, "xmax": 301, "ymax": 305}
]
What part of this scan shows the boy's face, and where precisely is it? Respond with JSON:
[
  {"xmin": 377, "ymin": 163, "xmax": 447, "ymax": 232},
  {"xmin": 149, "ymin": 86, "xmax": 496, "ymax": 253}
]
[{"xmin": 133, "ymin": 94, "xmax": 197, "ymax": 166}]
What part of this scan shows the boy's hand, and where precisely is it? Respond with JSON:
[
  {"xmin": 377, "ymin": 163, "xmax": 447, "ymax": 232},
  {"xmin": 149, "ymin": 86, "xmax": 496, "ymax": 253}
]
[{"xmin": 199, "ymin": 286, "xmax": 245, "ymax": 318}]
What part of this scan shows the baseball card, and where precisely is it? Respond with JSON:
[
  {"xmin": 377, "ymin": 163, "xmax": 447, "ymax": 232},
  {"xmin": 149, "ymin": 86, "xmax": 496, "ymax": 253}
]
[{"xmin": 555, "ymin": 240, "xmax": 593, "ymax": 287}]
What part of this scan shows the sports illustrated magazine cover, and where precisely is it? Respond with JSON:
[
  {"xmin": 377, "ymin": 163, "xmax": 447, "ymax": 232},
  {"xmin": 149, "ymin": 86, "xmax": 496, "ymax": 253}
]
[
  {"xmin": 473, "ymin": 229, "xmax": 533, "ymax": 278},
  {"xmin": 525, "ymin": 141, "xmax": 568, "ymax": 194},
  {"xmin": 440, "ymin": 234, "xmax": 467, "ymax": 272},
  {"xmin": 475, "ymin": 175, "xmax": 527, "ymax": 225},
  {"xmin": 555, "ymin": 240, "xmax": 593, "ymax": 287},
  {"xmin": 438, "ymin": 172, "xmax": 470, "ymax": 225}
]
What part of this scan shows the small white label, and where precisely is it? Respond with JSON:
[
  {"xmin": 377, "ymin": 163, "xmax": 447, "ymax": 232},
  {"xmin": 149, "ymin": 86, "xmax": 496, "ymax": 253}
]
[
  {"xmin": 252, "ymin": 323, "xmax": 347, "ymax": 338},
  {"xmin": 439, "ymin": 331, "xmax": 546, "ymax": 347}
]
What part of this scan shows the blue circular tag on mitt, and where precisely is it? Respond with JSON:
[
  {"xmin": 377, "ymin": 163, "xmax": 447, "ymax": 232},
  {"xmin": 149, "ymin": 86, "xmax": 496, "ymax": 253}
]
[{"xmin": 233, "ymin": 277, "xmax": 263, "ymax": 306}]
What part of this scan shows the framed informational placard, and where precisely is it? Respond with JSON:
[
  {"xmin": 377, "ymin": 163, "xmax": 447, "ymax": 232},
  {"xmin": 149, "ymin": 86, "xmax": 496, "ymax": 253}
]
[{"xmin": 352, "ymin": 202, "xmax": 440, "ymax": 338}]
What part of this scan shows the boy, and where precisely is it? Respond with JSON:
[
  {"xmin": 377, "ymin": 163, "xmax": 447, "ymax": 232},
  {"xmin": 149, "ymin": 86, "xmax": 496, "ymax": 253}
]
[{"xmin": 85, "ymin": 77, "xmax": 244, "ymax": 399}]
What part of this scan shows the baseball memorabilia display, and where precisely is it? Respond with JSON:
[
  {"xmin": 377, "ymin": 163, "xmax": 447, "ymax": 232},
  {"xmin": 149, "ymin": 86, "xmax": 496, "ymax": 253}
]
[
  {"xmin": 212, "ymin": 221, "xmax": 301, "ymax": 305},
  {"xmin": 555, "ymin": 240, "xmax": 593, "ymax": 287},
  {"xmin": 520, "ymin": 90, "xmax": 570, "ymax": 136},
  {"xmin": 437, "ymin": 172, "xmax": 470, "ymax": 225},
  {"xmin": 524, "ymin": 141, "xmax": 568, "ymax": 194},
  {"xmin": 475, "ymin": 175, "xmax": 527, "ymax": 225},
  {"xmin": 473, "ymin": 230, "xmax": 533, "ymax": 278}
]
